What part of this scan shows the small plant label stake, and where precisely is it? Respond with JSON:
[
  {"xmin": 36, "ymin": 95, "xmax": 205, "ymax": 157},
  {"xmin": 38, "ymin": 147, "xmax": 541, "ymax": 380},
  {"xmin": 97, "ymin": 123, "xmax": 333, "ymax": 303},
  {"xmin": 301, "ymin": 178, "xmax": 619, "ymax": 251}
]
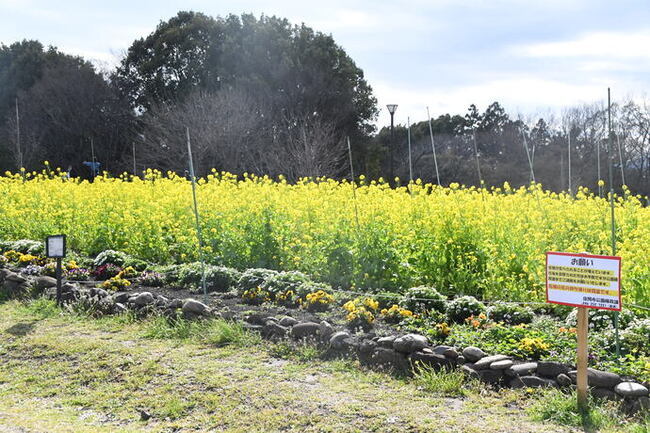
[
  {"xmin": 545, "ymin": 251, "xmax": 622, "ymax": 410},
  {"xmin": 46, "ymin": 234, "xmax": 67, "ymax": 305}
]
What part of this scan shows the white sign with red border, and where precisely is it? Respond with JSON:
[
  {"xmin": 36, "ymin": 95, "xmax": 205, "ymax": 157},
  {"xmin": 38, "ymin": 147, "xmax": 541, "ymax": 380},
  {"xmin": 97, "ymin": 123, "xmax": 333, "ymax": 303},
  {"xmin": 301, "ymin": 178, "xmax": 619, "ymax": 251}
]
[{"xmin": 546, "ymin": 252, "xmax": 621, "ymax": 311}]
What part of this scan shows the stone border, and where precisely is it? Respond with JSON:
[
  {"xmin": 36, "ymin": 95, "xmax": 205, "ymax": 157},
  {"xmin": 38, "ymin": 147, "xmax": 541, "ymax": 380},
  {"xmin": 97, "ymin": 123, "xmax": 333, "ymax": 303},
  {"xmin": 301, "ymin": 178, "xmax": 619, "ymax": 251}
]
[{"xmin": 1, "ymin": 268, "xmax": 648, "ymax": 415}]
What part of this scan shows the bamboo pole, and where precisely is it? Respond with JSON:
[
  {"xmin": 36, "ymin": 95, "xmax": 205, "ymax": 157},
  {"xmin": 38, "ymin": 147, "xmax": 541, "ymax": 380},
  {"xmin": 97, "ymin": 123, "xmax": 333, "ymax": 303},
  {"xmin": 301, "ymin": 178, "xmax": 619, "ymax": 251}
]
[
  {"xmin": 186, "ymin": 127, "xmax": 208, "ymax": 302},
  {"xmin": 426, "ymin": 107, "xmax": 441, "ymax": 186}
]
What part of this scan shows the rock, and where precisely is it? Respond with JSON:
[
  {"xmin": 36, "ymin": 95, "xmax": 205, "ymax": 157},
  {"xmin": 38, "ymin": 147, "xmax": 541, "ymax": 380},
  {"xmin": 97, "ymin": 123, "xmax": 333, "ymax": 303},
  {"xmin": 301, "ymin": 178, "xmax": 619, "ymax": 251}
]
[
  {"xmin": 377, "ymin": 336, "xmax": 397, "ymax": 348},
  {"xmin": 432, "ymin": 345, "xmax": 452, "ymax": 355},
  {"xmin": 505, "ymin": 362, "xmax": 538, "ymax": 377},
  {"xmin": 568, "ymin": 368, "xmax": 622, "ymax": 389},
  {"xmin": 263, "ymin": 321, "xmax": 288, "ymax": 338},
  {"xmin": 319, "ymin": 321, "xmax": 334, "ymax": 340},
  {"xmin": 630, "ymin": 396, "xmax": 650, "ymax": 414},
  {"xmin": 244, "ymin": 313, "xmax": 269, "ymax": 326},
  {"xmin": 290, "ymin": 322, "xmax": 321, "ymax": 339},
  {"xmin": 370, "ymin": 348, "xmax": 410, "ymax": 373},
  {"xmin": 556, "ymin": 373, "xmax": 572, "ymax": 387},
  {"xmin": 477, "ymin": 369, "xmax": 503, "ymax": 384},
  {"xmin": 359, "ymin": 339, "xmax": 377, "ymax": 355},
  {"xmin": 330, "ymin": 331, "xmax": 351, "ymax": 350},
  {"xmin": 279, "ymin": 316, "xmax": 299, "ymax": 327},
  {"xmin": 614, "ymin": 382, "xmax": 649, "ymax": 398},
  {"xmin": 490, "ymin": 359, "xmax": 514, "ymax": 370},
  {"xmin": 456, "ymin": 355, "xmax": 466, "ymax": 365},
  {"xmin": 243, "ymin": 323, "xmax": 264, "ymax": 333},
  {"xmin": 591, "ymin": 387, "xmax": 620, "ymax": 401},
  {"xmin": 90, "ymin": 288, "xmax": 109, "ymax": 298},
  {"xmin": 461, "ymin": 365, "xmax": 479, "ymax": 379},
  {"xmin": 113, "ymin": 292, "xmax": 131, "ymax": 304},
  {"xmin": 462, "ymin": 346, "xmax": 486, "ymax": 362},
  {"xmin": 393, "ymin": 334, "xmax": 428, "ymax": 354},
  {"xmin": 443, "ymin": 348, "xmax": 459, "ymax": 359},
  {"xmin": 61, "ymin": 282, "xmax": 77, "ymax": 293},
  {"xmin": 510, "ymin": 375, "xmax": 557, "ymax": 388},
  {"xmin": 133, "ymin": 292, "xmax": 154, "ymax": 306},
  {"xmin": 34, "ymin": 276, "xmax": 57, "ymax": 290},
  {"xmin": 410, "ymin": 351, "xmax": 449, "ymax": 369},
  {"xmin": 182, "ymin": 299, "xmax": 209, "ymax": 315},
  {"xmin": 537, "ymin": 361, "xmax": 569, "ymax": 378},
  {"xmin": 168, "ymin": 299, "xmax": 183, "ymax": 309},
  {"xmin": 140, "ymin": 410, "xmax": 151, "ymax": 421},
  {"xmin": 6, "ymin": 272, "xmax": 26, "ymax": 283},
  {"xmin": 473, "ymin": 354, "xmax": 510, "ymax": 370},
  {"xmin": 113, "ymin": 303, "xmax": 127, "ymax": 314}
]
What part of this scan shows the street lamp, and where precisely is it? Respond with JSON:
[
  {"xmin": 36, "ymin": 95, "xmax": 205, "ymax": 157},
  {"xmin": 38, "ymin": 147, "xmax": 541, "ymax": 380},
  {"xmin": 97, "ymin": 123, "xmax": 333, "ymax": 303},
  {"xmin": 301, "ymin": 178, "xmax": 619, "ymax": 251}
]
[{"xmin": 386, "ymin": 104, "xmax": 398, "ymax": 183}]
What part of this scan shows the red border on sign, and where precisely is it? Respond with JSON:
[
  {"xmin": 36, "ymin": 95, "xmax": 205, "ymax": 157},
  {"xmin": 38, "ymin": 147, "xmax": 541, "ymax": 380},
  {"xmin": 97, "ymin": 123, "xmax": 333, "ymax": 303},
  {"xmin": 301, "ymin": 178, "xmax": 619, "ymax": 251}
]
[{"xmin": 545, "ymin": 252, "xmax": 622, "ymax": 311}]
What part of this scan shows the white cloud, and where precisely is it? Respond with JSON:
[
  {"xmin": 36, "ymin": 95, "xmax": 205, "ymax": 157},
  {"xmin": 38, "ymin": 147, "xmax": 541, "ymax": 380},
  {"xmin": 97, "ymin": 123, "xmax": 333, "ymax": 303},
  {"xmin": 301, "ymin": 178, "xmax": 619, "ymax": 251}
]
[
  {"xmin": 372, "ymin": 76, "xmax": 614, "ymax": 125},
  {"xmin": 512, "ymin": 30, "xmax": 650, "ymax": 59}
]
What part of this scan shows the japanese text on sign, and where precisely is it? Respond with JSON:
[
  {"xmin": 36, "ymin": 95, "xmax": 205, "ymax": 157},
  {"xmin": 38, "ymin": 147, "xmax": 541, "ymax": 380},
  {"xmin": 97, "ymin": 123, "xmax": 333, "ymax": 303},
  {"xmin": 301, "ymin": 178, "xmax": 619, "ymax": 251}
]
[{"xmin": 546, "ymin": 252, "xmax": 621, "ymax": 311}]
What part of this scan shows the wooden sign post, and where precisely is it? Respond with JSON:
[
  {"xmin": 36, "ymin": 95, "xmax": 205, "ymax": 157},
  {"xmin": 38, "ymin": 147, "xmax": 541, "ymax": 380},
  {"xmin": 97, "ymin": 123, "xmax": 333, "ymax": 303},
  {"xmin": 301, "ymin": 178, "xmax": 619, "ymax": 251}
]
[
  {"xmin": 46, "ymin": 235, "xmax": 67, "ymax": 305},
  {"xmin": 546, "ymin": 252, "xmax": 622, "ymax": 410}
]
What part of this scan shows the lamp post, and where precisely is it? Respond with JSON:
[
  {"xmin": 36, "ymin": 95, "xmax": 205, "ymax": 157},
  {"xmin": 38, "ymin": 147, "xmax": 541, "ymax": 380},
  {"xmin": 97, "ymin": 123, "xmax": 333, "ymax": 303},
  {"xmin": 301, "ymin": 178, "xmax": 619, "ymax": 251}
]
[{"xmin": 386, "ymin": 104, "xmax": 398, "ymax": 184}]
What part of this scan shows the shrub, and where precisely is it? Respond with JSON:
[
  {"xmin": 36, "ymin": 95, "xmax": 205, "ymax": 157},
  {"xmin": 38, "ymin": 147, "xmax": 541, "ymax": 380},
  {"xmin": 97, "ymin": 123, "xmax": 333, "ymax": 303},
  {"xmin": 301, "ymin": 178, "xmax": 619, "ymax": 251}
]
[
  {"xmin": 401, "ymin": 286, "xmax": 447, "ymax": 314},
  {"xmin": 101, "ymin": 276, "xmax": 131, "ymax": 291},
  {"xmin": 177, "ymin": 262, "xmax": 241, "ymax": 293},
  {"xmin": 3, "ymin": 250, "xmax": 22, "ymax": 262},
  {"xmin": 343, "ymin": 298, "xmax": 377, "ymax": 331},
  {"xmin": 564, "ymin": 308, "xmax": 636, "ymax": 331},
  {"xmin": 0, "ymin": 239, "xmax": 44, "ymax": 255},
  {"xmin": 294, "ymin": 281, "xmax": 332, "ymax": 298},
  {"xmin": 17, "ymin": 254, "xmax": 43, "ymax": 267},
  {"xmin": 0, "ymin": 255, "xmax": 7, "ymax": 267},
  {"xmin": 274, "ymin": 289, "xmax": 301, "ymax": 307},
  {"xmin": 124, "ymin": 257, "xmax": 148, "ymax": 271},
  {"xmin": 241, "ymin": 287, "xmax": 271, "ymax": 305},
  {"xmin": 236, "ymin": 268, "xmax": 278, "ymax": 294},
  {"xmin": 140, "ymin": 271, "xmax": 164, "ymax": 287},
  {"xmin": 380, "ymin": 304, "xmax": 415, "ymax": 324},
  {"xmin": 447, "ymin": 296, "xmax": 486, "ymax": 323},
  {"xmin": 117, "ymin": 266, "xmax": 139, "ymax": 279},
  {"xmin": 20, "ymin": 264, "xmax": 43, "ymax": 276},
  {"xmin": 303, "ymin": 290, "xmax": 335, "ymax": 312},
  {"xmin": 262, "ymin": 271, "xmax": 310, "ymax": 297},
  {"xmin": 65, "ymin": 268, "xmax": 91, "ymax": 281},
  {"xmin": 465, "ymin": 312, "xmax": 491, "ymax": 329},
  {"xmin": 93, "ymin": 264, "xmax": 123, "ymax": 280},
  {"xmin": 487, "ymin": 302, "xmax": 534, "ymax": 325},
  {"xmin": 93, "ymin": 249, "xmax": 130, "ymax": 267},
  {"xmin": 374, "ymin": 290, "xmax": 404, "ymax": 310}
]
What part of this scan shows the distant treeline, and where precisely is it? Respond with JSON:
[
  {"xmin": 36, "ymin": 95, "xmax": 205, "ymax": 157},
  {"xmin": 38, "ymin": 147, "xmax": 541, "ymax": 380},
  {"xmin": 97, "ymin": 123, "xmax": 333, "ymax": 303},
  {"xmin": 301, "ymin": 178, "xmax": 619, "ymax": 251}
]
[{"xmin": 0, "ymin": 11, "xmax": 648, "ymax": 195}]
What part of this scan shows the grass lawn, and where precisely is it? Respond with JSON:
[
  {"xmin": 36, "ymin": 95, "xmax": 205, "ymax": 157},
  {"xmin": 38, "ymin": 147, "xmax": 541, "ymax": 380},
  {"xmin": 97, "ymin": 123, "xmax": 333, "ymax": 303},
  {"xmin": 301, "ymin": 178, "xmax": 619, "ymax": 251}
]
[{"xmin": 0, "ymin": 299, "xmax": 646, "ymax": 433}]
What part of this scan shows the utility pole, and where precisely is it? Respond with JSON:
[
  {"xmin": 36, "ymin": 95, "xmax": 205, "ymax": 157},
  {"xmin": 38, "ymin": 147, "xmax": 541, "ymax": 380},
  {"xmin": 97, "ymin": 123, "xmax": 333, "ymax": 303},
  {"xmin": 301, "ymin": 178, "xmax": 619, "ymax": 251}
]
[
  {"xmin": 386, "ymin": 104, "xmax": 398, "ymax": 184},
  {"xmin": 15, "ymin": 97, "xmax": 22, "ymax": 170}
]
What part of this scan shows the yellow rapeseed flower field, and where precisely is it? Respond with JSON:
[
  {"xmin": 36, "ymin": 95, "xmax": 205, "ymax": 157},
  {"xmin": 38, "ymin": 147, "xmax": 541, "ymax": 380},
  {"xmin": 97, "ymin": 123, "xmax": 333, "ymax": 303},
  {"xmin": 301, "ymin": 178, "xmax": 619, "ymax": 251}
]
[{"xmin": 1, "ymin": 169, "xmax": 648, "ymax": 306}]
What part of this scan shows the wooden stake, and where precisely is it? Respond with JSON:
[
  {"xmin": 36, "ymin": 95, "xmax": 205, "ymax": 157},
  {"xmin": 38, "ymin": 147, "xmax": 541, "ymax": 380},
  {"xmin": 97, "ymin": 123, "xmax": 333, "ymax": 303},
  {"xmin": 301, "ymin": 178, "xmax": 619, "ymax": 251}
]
[{"xmin": 576, "ymin": 307, "xmax": 589, "ymax": 410}]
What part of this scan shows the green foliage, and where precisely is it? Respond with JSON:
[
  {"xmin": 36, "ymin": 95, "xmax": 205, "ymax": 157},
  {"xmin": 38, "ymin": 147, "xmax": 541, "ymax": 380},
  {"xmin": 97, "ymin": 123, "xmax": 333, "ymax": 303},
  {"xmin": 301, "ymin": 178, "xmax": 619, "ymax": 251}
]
[
  {"xmin": 19, "ymin": 297, "xmax": 60, "ymax": 319},
  {"xmin": 0, "ymin": 239, "xmax": 43, "ymax": 255},
  {"xmin": 113, "ymin": 11, "xmax": 377, "ymax": 139},
  {"xmin": 93, "ymin": 249, "xmax": 130, "ymax": 267},
  {"xmin": 176, "ymin": 262, "xmax": 241, "ymax": 293},
  {"xmin": 262, "ymin": 271, "xmax": 310, "ymax": 296},
  {"xmin": 236, "ymin": 268, "xmax": 278, "ymax": 295},
  {"xmin": 412, "ymin": 363, "xmax": 479, "ymax": 397},
  {"xmin": 487, "ymin": 302, "xmax": 534, "ymax": 325},
  {"xmin": 564, "ymin": 308, "xmax": 637, "ymax": 331},
  {"xmin": 374, "ymin": 290, "xmax": 404, "ymax": 310},
  {"xmin": 268, "ymin": 340, "xmax": 322, "ymax": 362},
  {"xmin": 527, "ymin": 388, "xmax": 640, "ymax": 432},
  {"xmin": 447, "ymin": 296, "xmax": 486, "ymax": 323},
  {"xmin": 144, "ymin": 314, "xmax": 260, "ymax": 347},
  {"xmin": 401, "ymin": 286, "xmax": 447, "ymax": 314}
]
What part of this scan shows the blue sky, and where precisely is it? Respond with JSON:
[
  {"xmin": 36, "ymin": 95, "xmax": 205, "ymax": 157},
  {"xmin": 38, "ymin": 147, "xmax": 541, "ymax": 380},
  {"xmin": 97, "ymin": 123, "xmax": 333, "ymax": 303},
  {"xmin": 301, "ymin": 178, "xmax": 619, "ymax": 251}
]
[{"xmin": 1, "ymin": 0, "xmax": 649, "ymax": 126}]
